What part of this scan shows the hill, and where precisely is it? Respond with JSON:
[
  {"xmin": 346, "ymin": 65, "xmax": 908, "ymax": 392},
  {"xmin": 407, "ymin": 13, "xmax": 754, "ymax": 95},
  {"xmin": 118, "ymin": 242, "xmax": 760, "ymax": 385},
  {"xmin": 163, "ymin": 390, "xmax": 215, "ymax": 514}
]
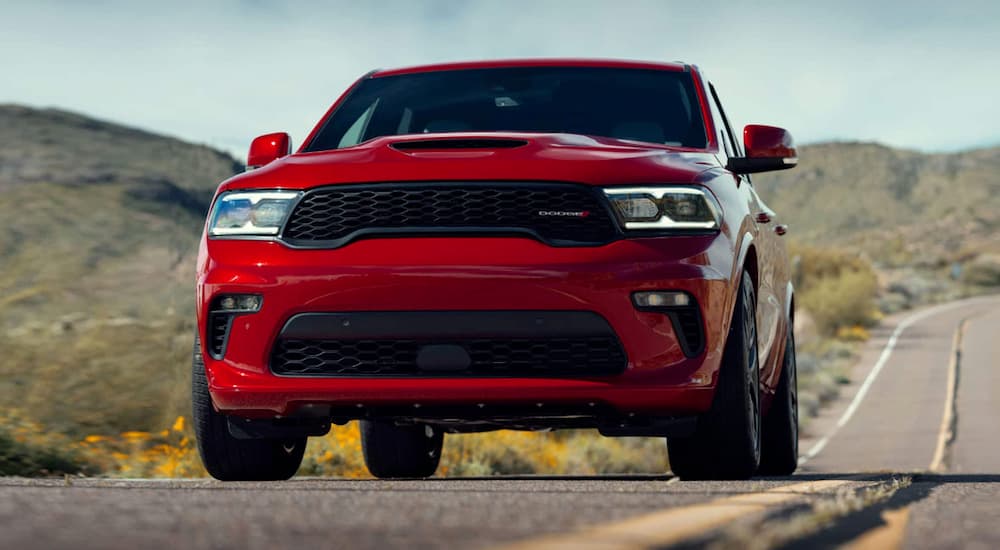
[
  {"xmin": 754, "ymin": 142, "xmax": 1000, "ymax": 265},
  {"xmin": 0, "ymin": 105, "xmax": 240, "ymax": 434}
]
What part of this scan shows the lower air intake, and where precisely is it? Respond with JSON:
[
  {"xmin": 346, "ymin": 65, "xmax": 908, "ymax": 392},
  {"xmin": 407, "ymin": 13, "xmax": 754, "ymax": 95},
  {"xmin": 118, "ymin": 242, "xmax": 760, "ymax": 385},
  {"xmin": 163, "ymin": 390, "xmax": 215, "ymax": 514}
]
[{"xmin": 271, "ymin": 336, "xmax": 627, "ymax": 377}]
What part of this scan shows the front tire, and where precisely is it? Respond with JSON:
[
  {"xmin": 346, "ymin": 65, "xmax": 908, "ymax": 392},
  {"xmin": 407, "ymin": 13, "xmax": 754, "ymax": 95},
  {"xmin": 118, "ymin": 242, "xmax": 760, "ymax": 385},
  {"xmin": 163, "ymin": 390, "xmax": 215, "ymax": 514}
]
[
  {"xmin": 668, "ymin": 270, "xmax": 762, "ymax": 480},
  {"xmin": 759, "ymin": 323, "xmax": 799, "ymax": 475},
  {"xmin": 361, "ymin": 420, "xmax": 444, "ymax": 479},
  {"xmin": 192, "ymin": 336, "xmax": 306, "ymax": 481}
]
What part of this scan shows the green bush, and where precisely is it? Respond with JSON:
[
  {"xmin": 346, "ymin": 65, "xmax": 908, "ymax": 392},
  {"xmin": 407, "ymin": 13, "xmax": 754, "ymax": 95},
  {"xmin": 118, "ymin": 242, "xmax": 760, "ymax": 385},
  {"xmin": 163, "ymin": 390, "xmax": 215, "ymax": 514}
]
[
  {"xmin": 963, "ymin": 255, "xmax": 1000, "ymax": 287},
  {"xmin": 792, "ymin": 244, "xmax": 880, "ymax": 335}
]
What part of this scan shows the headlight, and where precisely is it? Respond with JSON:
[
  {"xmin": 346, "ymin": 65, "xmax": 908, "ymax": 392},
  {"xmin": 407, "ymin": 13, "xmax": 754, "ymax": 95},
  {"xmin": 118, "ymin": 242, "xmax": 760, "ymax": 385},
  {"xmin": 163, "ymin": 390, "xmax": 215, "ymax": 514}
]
[
  {"xmin": 208, "ymin": 191, "xmax": 299, "ymax": 237},
  {"xmin": 603, "ymin": 186, "xmax": 721, "ymax": 230}
]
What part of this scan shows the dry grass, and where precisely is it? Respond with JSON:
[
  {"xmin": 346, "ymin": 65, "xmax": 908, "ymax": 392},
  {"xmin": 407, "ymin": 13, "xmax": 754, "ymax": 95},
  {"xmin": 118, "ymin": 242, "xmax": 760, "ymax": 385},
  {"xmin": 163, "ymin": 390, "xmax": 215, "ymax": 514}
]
[
  {"xmin": 0, "ymin": 410, "xmax": 95, "ymax": 476},
  {"xmin": 302, "ymin": 425, "xmax": 667, "ymax": 478},
  {"xmin": 1, "ymin": 409, "xmax": 667, "ymax": 478}
]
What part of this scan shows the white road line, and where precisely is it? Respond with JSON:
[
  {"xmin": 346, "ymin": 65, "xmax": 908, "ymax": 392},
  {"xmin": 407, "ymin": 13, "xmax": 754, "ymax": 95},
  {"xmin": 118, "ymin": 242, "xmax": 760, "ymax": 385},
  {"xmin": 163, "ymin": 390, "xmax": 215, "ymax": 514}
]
[{"xmin": 798, "ymin": 299, "xmax": 985, "ymax": 466}]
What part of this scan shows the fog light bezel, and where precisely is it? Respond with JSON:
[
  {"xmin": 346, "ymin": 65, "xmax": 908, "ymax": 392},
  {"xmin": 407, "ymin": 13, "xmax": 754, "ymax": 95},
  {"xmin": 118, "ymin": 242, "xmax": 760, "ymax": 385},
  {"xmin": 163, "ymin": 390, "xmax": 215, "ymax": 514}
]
[
  {"xmin": 631, "ymin": 291, "xmax": 704, "ymax": 358},
  {"xmin": 206, "ymin": 294, "xmax": 264, "ymax": 360}
]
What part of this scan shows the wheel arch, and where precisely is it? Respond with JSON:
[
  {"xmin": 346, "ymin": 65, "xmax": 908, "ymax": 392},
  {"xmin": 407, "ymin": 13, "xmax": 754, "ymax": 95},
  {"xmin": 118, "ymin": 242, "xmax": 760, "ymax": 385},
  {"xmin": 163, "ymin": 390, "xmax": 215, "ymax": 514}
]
[
  {"xmin": 718, "ymin": 232, "xmax": 757, "ymax": 348},
  {"xmin": 734, "ymin": 231, "xmax": 759, "ymax": 295},
  {"xmin": 743, "ymin": 243, "xmax": 759, "ymax": 295},
  {"xmin": 779, "ymin": 281, "xmax": 796, "ymax": 368},
  {"xmin": 785, "ymin": 282, "xmax": 795, "ymax": 325}
]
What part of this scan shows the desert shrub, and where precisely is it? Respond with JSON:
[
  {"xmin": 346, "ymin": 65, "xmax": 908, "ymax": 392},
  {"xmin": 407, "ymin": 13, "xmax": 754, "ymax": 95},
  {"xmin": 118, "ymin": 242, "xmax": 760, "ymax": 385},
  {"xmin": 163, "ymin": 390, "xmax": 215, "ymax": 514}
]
[
  {"xmin": 794, "ymin": 338, "xmax": 856, "ymax": 420},
  {"xmin": 444, "ymin": 433, "xmax": 540, "ymax": 476},
  {"xmin": 74, "ymin": 415, "xmax": 205, "ymax": 477},
  {"xmin": 963, "ymin": 254, "xmax": 1000, "ymax": 287},
  {"xmin": 298, "ymin": 423, "xmax": 367, "ymax": 477},
  {"xmin": 0, "ymin": 410, "xmax": 94, "ymax": 476},
  {"xmin": 0, "ymin": 322, "xmax": 192, "ymax": 437},
  {"xmin": 0, "ymin": 413, "xmax": 204, "ymax": 478},
  {"xmin": 441, "ymin": 430, "xmax": 667, "ymax": 476},
  {"xmin": 792, "ymin": 244, "xmax": 880, "ymax": 335},
  {"xmin": 835, "ymin": 325, "xmax": 871, "ymax": 341},
  {"xmin": 0, "ymin": 407, "xmax": 669, "ymax": 478},
  {"xmin": 560, "ymin": 434, "xmax": 667, "ymax": 474},
  {"xmin": 302, "ymin": 424, "xmax": 667, "ymax": 477}
]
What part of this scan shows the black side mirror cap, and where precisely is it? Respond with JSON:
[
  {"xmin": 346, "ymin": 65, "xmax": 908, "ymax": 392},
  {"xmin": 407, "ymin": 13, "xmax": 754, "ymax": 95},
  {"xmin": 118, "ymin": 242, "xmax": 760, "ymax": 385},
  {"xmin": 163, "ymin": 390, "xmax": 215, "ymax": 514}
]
[{"xmin": 727, "ymin": 156, "xmax": 798, "ymax": 174}]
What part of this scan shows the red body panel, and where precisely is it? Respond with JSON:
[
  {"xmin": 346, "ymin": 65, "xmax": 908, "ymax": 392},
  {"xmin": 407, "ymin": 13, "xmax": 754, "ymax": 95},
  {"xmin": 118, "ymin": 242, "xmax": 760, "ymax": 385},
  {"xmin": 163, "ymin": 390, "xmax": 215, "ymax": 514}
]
[
  {"xmin": 372, "ymin": 58, "xmax": 689, "ymax": 77},
  {"xmin": 247, "ymin": 132, "xmax": 292, "ymax": 168},
  {"xmin": 744, "ymin": 124, "xmax": 798, "ymax": 159},
  {"xmin": 196, "ymin": 58, "xmax": 793, "ymax": 422},
  {"xmin": 229, "ymin": 133, "xmax": 718, "ymax": 193}
]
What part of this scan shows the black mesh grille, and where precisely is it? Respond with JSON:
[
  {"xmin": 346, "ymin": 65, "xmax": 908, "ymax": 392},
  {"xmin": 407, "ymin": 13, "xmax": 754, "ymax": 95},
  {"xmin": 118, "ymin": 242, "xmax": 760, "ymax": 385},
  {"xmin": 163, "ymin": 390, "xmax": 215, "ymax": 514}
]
[
  {"xmin": 671, "ymin": 307, "xmax": 704, "ymax": 357},
  {"xmin": 281, "ymin": 184, "xmax": 618, "ymax": 247},
  {"xmin": 207, "ymin": 313, "xmax": 232, "ymax": 358},
  {"xmin": 271, "ymin": 336, "xmax": 627, "ymax": 377}
]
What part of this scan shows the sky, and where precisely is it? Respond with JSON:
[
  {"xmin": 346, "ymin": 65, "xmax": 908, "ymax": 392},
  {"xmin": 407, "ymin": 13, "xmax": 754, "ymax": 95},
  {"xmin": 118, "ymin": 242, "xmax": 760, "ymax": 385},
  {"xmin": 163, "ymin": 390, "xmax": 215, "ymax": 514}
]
[{"xmin": 1, "ymin": 0, "xmax": 997, "ymax": 158}]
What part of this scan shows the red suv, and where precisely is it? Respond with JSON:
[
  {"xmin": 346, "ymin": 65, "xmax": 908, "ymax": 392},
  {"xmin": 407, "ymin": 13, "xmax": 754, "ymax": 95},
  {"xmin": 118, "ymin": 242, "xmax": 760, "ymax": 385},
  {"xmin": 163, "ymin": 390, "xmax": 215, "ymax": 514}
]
[{"xmin": 193, "ymin": 59, "xmax": 800, "ymax": 481}]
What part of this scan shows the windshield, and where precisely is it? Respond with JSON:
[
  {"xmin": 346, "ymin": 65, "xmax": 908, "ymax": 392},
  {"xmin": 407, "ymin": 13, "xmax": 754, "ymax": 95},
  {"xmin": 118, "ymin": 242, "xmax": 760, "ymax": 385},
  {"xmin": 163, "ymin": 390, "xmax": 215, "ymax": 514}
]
[{"xmin": 305, "ymin": 67, "xmax": 708, "ymax": 152}]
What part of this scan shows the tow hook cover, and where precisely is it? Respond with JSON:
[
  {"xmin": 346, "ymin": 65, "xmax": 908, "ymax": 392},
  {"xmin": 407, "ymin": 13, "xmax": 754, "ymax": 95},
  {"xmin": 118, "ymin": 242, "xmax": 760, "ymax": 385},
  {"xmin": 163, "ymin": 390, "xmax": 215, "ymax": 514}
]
[{"xmin": 416, "ymin": 344, "xmax": 472, "ymax": 371}]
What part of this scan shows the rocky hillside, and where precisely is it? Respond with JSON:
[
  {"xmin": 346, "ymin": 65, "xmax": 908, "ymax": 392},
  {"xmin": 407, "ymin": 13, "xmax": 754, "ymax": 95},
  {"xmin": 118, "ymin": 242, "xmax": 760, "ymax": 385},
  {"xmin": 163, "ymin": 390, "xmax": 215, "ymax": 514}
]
[
  {"xmin": 0, "ymin": 105, "xmax": 241, "ymax": 434},
  {"xmin": 754, "ymin": 142, "xmax": 1000, "ymax": 266}
]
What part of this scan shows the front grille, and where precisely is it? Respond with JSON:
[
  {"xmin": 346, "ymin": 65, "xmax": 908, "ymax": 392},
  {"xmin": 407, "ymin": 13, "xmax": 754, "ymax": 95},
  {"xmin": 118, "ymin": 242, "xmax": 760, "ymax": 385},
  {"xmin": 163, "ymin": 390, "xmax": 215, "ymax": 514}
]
[
  {"xmin": 281, "ymin": 183, "xmax": 619, "ymax": 247},
  {"xmin": 270, "ymin": 336, "xmax": 627, "ymax": 377}
]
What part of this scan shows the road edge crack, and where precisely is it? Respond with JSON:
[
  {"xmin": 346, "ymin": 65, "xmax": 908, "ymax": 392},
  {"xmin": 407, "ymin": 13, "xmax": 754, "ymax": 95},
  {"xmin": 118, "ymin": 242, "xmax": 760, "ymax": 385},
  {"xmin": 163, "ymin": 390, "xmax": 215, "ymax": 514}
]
[{"xmin": 929, "ymin": 317, "xmax": 969, "ymax": 473}]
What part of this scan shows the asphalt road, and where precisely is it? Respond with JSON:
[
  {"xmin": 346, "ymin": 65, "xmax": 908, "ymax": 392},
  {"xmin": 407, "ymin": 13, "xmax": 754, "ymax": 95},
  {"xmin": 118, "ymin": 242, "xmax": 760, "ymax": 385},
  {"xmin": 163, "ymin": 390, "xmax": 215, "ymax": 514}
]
[{"xmin": 2, "ymin": 296, "xmax": 999, "ymax": 550}]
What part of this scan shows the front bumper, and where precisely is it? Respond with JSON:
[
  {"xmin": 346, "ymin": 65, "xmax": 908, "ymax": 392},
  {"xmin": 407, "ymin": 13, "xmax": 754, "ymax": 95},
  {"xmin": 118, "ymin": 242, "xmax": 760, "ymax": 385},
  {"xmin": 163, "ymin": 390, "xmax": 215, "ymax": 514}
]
[{"xmin": 197, "ymin": 234, "xmax": 736, "ymax": 418}]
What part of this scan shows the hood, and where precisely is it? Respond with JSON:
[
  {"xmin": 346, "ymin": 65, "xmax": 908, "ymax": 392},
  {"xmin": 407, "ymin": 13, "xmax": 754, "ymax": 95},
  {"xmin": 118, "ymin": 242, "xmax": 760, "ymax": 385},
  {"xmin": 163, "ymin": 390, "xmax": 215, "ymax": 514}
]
[{"xmin": 221, "ymin": 132, "xmax": 720, "ymax": 191}]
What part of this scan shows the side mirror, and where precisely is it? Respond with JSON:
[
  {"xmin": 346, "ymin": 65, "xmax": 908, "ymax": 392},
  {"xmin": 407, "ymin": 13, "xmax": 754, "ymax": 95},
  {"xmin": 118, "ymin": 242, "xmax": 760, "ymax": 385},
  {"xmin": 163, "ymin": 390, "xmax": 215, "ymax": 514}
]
[
  {"xmin": 727, "ymin": 124, "xmax": 798, "ymax": 174},
  {"xmin": 247, "ymin": 132, "xmax": 292, "ymax": 169}
]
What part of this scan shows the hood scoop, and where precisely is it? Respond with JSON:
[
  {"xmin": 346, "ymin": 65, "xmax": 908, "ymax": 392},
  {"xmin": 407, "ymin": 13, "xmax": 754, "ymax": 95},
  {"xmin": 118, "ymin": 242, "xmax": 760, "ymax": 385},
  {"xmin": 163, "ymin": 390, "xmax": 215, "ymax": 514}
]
[{"xmin": 390, "ymin": 138, "xmax": 529, "ymax": 151}]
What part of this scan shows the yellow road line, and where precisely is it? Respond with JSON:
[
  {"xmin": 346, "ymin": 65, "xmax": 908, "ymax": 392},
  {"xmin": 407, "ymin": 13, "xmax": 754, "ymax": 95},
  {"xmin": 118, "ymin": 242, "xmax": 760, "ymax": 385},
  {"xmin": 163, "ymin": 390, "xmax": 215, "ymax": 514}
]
[
  {"xmin": 798, "ymin": 297, "xmax": 1000, "ymax": 467},
  {"xmin": 497, "ymin": 479, "xmax": 851, "ymax": 550},
  {"xmin": 843, "ymin": 507, "xmax": 912, "ymax": 550},
  {"xmin": 929, "ymin": 318, "xmax": 968, "ymax": 472},
  {"xmin": 848, "ymin": 316, "xmax": 973, "ymax": 549}
]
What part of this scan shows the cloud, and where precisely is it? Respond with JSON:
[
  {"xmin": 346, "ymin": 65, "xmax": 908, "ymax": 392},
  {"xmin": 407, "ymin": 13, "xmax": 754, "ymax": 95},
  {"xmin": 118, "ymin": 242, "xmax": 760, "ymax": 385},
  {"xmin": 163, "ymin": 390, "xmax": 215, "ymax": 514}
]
[{"xmin": 1, "ymin": 0, "xmax": 997, "ymax": 156}]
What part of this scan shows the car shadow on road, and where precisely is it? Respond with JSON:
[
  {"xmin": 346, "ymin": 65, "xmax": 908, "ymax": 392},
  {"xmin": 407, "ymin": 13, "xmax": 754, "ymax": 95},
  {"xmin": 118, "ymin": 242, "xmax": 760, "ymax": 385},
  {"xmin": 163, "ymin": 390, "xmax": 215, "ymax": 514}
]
[
  {"xmin": 413, "ymin": 474, "xmax": 675, "ymax": 482},
  {"xmin": 911, "ymin": 473, "xmax": 1000, "ymax": 483},
  {"xmin": 415, "ymin": 472, "xmax": 901, "ymax": 483},
  {"xmin": 772, "ymin": 472, "xmax": 903, "ymax": 481},
  {"xmin": 775, "ymin": 473, "xmax": 1000, "ymax": 549}
]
